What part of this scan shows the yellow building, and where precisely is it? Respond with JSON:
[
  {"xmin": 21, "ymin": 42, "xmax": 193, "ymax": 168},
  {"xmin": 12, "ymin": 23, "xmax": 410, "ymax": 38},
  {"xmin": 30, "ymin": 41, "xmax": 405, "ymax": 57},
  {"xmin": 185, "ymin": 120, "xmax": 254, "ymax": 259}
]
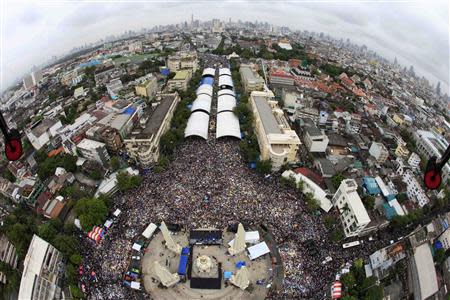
[
  {"xmin": 395, "ymin": 144, "xmax": 410, "ymax": 158},
  {"xmin": 135, "ymin": 75, "xmax": 158, "ymax": 100},
  {"xmin": 392, "ymin": 114, "xmax": 404, "ymax": 126},
  {"xmin": 249, "ymin": 91, "xmax": 301, "ymax": 171},
  {"xmin": 167, "ymin": 70, "xmax": 192, "ymax": 92}
]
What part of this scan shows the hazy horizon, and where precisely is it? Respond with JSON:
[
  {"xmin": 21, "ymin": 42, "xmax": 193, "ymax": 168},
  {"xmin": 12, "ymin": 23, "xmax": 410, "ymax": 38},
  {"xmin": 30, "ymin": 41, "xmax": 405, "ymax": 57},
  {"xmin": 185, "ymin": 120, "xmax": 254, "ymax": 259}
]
[{"xmin": 2, "ymin": 0, "xmax": 449, "ymax": 94}]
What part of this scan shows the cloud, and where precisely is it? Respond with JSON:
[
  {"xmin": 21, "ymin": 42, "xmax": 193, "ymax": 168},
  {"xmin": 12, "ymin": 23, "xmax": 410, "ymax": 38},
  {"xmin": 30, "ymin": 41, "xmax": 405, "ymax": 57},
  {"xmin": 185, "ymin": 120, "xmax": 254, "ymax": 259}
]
[{"xmin": 1, "ymin": 0, "xmax": 448, "ymax": 94}]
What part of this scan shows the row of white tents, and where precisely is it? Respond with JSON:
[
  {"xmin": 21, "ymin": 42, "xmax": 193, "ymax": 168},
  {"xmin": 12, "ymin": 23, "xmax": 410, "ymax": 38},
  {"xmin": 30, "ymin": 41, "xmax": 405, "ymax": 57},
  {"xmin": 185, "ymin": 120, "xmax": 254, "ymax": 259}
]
[{"xmin": 184, "ymin": 67, "xmax": 241, "ymax": 140}]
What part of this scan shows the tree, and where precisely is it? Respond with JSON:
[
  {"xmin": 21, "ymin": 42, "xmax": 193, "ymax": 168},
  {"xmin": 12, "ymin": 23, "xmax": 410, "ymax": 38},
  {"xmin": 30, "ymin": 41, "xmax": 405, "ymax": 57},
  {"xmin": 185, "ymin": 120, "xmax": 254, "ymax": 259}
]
[
  {"xmin": 305, "ymin": 192, "xmax": 320, "ymax": 211},
  {"xmin": 341, "ymin": 272, "xmax": 356, "ymax": 291},
  {"xmin": 2, "ymin": 169, "xmax": 15, "ymax": 183},
  {"xmin": 52, "ymin": 234, "xmax": 78, "ymax": 257},
  {"xmin": 70, "ymin": 285, "xmax": 85, "ymax": 299},
  {"xmin": 434, "ymin": 248, "xmax": 447, "ymax": 265},
  {"xmin": 70, "ymin": 253, "xmax": 83, "ymax": 266},
  {"xmin": 89, "ymin": 169, "xmax": 102, "ymax": 181},
  {"xmin": 109, "ymin": 156, "xmax": 121, "ymax": 171},
  {"xmin": 332, "ymin": 173, "xmax": 346, "ymax": 189},
  {"xmin": 75, "ymin": 197, "xmax": 108, "ymax": 231},
  {"xmin": 38, "ymin": 223, "xmax": 58, "ymax": 242},
  {"xmin": 363, "ymin": 195, "xmax": 375, "ymax": 210},
  {"xmin": 256, "ymin": 160, "xmax": 272, "ymax": 175}
]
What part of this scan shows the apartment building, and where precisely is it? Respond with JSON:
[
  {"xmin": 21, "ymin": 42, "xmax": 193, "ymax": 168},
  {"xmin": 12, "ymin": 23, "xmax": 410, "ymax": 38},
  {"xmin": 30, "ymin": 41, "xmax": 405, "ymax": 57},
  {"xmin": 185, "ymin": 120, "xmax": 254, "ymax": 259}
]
[
  {"xmin": 369, "ymin": 142, "xmax": 389, "ymax": 164},
  {"xmin": 249, "ymin": 91, "xmax": 300, "ymax": 171},
  {"xmin": 332, "ymin": 179, "xmax": 371, "ymax": 238},
  {"xmin": 125, "ymin": 93, "xmax": 180, "ymax": 166},
  {"xmin": 77, "ymin": 138, "xmax": 110, "ymax": 165},
  {"xmin": 239, "ymin": 64, "xmax": 265, "ymax": 93},
  {"xmin": 18, "ymin": 235, "xmax": 64, "ymax": 300}
]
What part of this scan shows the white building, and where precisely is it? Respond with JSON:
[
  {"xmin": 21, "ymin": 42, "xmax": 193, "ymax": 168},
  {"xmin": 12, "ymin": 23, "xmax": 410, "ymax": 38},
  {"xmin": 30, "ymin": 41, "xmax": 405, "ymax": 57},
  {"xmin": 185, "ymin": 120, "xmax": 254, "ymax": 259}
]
[
  {"xmin": 369, "ymin": 142, "xmax": 389, "ymax": 163},
  {"xmin": 18, "ymin": 235, "xmax": 64, "ymax": 300},
  {"xmin": 26, "ymin": 119, "xmax": 63, "ymax": 150},
  {"xmin": 332, "ymin": 179, "xmax": 371, "ymax": 237},
  {"xmin": 345, "ymin": 120, "xmax": 361, "ymax": 135},
  {"xmin": 106, "ymin": 78, "xmax": 123, "ymax": 99},
  {"xmin": 125, "ymin": 93, "xmax": 180, "ymax": 165},
  {"xmin": 414, "ymin": 130, "xmax": 450, "ymax": 183},
  {"xmin": 239, "ymin": 64, "xmax": 265, "ymax": 93},
  {"xmin": 408, "ymin": 152, "xmax": 421, "ymax": 169},
  {"xmin": 249, "ymin": 91, "xmax": 301, "ymax": 171},
  {"xmin": 77, "ymin": 138, "xmax": 110, "ymax": 165},
  {"xmin": 303, "ymin": 125, "xmax": 329, "ymax": 153},
  {"xmin": 0, "ymin": 235, "xmax": 18, "ymax": 284},
  {"xmin": 402, "ymin": 170, "xmax": 429, "ymax": 207},
  {"xmin": 438, "ymin": 229, "xmax": 450, "ymax": 250},
  {"xmin": 282, "ymin": 170, "xmax": 332, "ymax": 212}
]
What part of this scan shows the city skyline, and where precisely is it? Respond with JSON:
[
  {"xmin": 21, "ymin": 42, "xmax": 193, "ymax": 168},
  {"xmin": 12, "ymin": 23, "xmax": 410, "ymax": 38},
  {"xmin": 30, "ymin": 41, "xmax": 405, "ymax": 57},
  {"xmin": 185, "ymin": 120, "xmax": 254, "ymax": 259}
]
[{"xmin": 2, "ymin": 0, "xmax": 449, "ymax": 94}]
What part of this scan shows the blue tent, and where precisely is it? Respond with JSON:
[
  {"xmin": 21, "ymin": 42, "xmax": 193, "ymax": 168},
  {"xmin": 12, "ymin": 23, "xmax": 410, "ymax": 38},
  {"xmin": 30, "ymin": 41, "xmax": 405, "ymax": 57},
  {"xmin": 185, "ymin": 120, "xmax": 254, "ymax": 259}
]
[
  {"xmin": 201, "ymin": 77, "xmax": 214, "ymax": 86},
  {"xmin": 160, "ymin": 68, "xmax": 170, "ymax": 76},
  {"xmin": 123, "ymin": 107, "xmax": 136, "ymax": 115},
  {"xmin": 223, "ymin": 271, "xmax": 232, "ymax": 279},
  {"xmin": 434, "ymin": 240, "xmax": 443, "ymax": 250},
  {"xmin": 235, "ymin": 261, "xmax": 246, "ymax": 269},
  {"xmin": 363, "ymin": 177, "xmax": 381, "ymax": 195},
  {"xmin": 249, "ymin": 162, "xmax": 257, "ymax": 169}
]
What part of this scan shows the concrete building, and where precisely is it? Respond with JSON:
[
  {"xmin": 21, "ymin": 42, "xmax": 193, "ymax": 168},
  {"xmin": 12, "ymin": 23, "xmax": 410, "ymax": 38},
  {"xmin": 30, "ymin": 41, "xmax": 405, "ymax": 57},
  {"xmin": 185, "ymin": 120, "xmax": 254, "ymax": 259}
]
[
  {"xmin": 414, "ymin": 130, "xmax": 450, "ymax": 183},
  {"xmin": 106, "ymin": 78, "xmax": 123, "ymax": 99},
  {"xmin": 332, "ymin": 179, "xmax": 371, "ymax": 238},
  {"xmin": 23, "ymin": 75, "xmax": 34, "ymax": 90},
  {"xmin": 18, "ymin": 235, "xmax": 64, "ymax": 300},
  {"xmin": 409, "ymin": 243, "xmax": 438, "ymax": 300},
  {"xmin": 439, "ymin": 229, "xmax": 450, "ymax": 250},
  {"xmin": 239, "ymin": 64, "xmax": 265, "ymax": 93},
  {"xmin": 395, "ymin": 144, "xmax": 410, "ymax": 159},
  {"xmin": 408, "ymin": 152, "xmax": 421, "ymax": 169},
  {"xmin": 249, "ymin": 91, "xmax": 300, "ymax": 171},
  {"xmin": 303, "ymin": 125, "xmax": 329, "ymax": 153},
  {"xmin": 0, "ymin": 235, "xmax": 19, "ymax": 284},
  {"xmin": 167, "ymin": 70, "xmax": 192, "ymax": 92},
  {"xmin": 135, "ymin": 75, "xmax": 158, "ymax": 100},
  {"xmin": 269, "ymin": 71, "xmax": 295, "ymax": 86},
  {"xmin": 77, "ymin": 138, "xmax": 110, "ymax": 165},
  {"xmin": 402, "ymin": 170, "xmax": 429, "ymax": 207},
  {"xmin": 125, "ymin": 93, "xmax": 180, "ymax": 166},
  {"xmin": 167, "ymin": 51, "xmax": 198, "ymax": 72},
  {"xmin": 26, "ymin": 119, "xmax": 63, "ymax": 150},
  {"xmin": 369, "ymin": 142, "xmax": 389, "ymax": 164},
  {"xmin": 345, "ymin": 120, "xmax": 361, "ymax": 135}
]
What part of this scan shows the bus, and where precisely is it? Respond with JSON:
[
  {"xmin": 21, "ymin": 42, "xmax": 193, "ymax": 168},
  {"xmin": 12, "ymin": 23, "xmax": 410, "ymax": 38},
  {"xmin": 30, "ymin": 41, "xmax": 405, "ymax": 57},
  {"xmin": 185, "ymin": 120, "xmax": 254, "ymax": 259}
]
[{"xmin": 342, "ymin": 240, "xmax": 362, "ymax": 249}]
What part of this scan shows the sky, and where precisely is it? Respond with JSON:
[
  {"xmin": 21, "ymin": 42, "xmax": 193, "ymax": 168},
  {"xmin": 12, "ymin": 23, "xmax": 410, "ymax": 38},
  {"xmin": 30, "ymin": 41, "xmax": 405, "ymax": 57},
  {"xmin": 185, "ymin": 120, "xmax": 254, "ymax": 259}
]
[{"xmin": 1, "ymin": 0, "xmax": 449, "ymax": 94}]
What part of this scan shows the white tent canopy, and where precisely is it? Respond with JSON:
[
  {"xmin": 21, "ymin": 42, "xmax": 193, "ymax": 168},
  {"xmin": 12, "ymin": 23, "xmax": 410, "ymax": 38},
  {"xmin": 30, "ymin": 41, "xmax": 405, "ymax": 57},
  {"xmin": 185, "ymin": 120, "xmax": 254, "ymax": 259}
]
[
  {"xmin": 104, "ymin": 220, "xmax": 113, "ymax": 229},
  {"xmin": 113, "ymin": 209, "xmax": 121, "ymax": 217},
  {"xmin": 132, "ymin": 243, "xmax": 142, "ymax": 251},
  {"xmin": 130, "ymin": 281, "xmax": 141, "ymax": 290},
  {"xmin": 185, "ymin": 111, "xmax": 210, "ymax": 140},
  {"xmin": 228, "ymin": 231, "xmax": 260, "ymax": 246},
  {"xmin": 219, "ymin": 76, "xmax": 234, "ymax": 88},
  {"xmin": 142, "ymin": 223, "xmax": 158, "ymax": 239},
  {"xmin": 217, "ymin": 94, "xmax": 237, "ymax": 113},
  {"xmin": 219, "ymin": 68, "xmax": 231, "ymax": 77},
  {"xmin": 218, "ymin": 89, "xmax": 235, "ymax": 97},
  {"xmin": 202, "ymin": 68, "xmax": 216, "ymax": 77},
  {"xmin": 216, "ymin": 112, "xmax": 241, "ymax": 139},
  {"xmin": 247, "ymin": 242, "xmax": 270, "ymax": 260},
  {"xmin": 196, "ymin": 84, "xmax": 213, "ymax": 97},
  {"xmin": 191, "ymin": 94, "xmax": 212, "ymax": 113}
]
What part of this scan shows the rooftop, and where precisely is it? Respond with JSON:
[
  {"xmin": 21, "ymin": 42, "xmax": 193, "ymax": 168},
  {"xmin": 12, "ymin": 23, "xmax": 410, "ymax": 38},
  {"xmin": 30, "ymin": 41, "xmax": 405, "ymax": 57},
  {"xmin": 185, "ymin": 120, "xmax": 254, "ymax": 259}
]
[
  {"xmin": 413, "ymin": 243, "xmax": 438, "ymax": 299},
  {"xmin": 173, "ymin": 70, "xmax": 190, "ymax": 80},
  {"xmin": 253, "ymin": 96, "xmax": 281, "ymax": 135},
  {"xmin": 129, "ymin": 93, "xmax": 178, "ymax": 139}
]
